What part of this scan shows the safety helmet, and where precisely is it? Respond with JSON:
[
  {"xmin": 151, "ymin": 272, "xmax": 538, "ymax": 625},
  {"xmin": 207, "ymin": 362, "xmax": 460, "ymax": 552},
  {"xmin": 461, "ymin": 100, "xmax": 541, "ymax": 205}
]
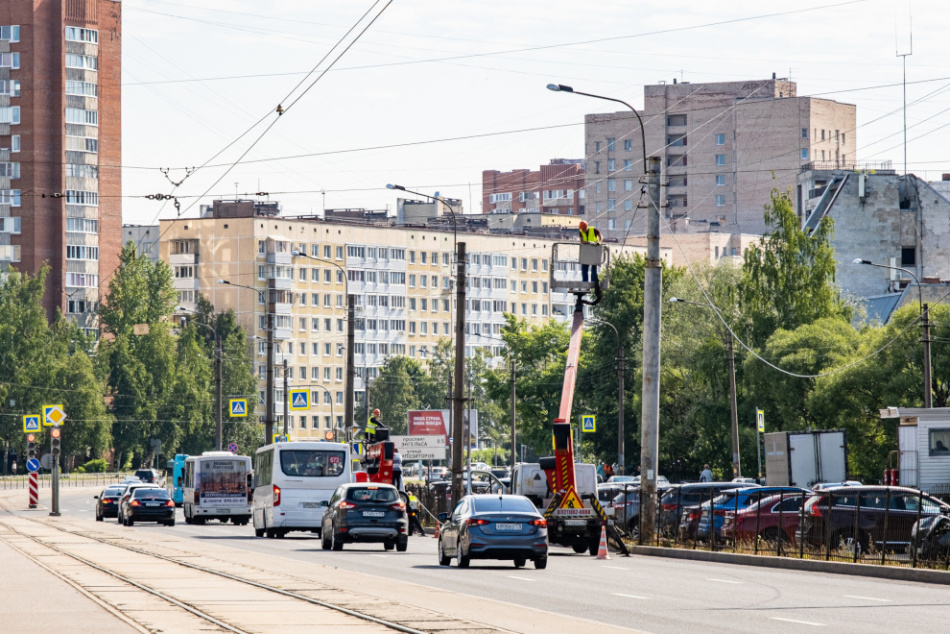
[
  {"xmin": 579, "ymin": 221, "xmax": 588, "ymax": 231},
  {"xmin": 373, "ymin": 408, "xmax": 380, "ymax": 416}
]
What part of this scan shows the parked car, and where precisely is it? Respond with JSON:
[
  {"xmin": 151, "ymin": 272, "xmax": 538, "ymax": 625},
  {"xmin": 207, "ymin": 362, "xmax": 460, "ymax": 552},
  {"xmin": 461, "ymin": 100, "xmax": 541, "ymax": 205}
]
[
  {"xmin": 134, "ymin": 468, "xmax": 165, "ymax": 487},
  {"xmin": 721, "ymin": 492, "xmax": 811, "ymax": 546},
  {"xmin": 811, "ymin": 481, "xmax": 862, "ymax": 491},
  {"xmin": 660, "ymin": 482, "xmax": 750, "ymax": 536},
  {"xmin": 608, "ymin": 475, "xmax": 672, "ymax": 488},
  {"xmin": 912, "ymin": 514, "xmax": 950, "ymax": 561},
  {"xmin": 119, "ymin": 486, "xmax": 176, "ymax": 526},
  {"xmin": 116, "ymin": 483, "xmax": 164, "ymax": 524},
  {"xmin": 94, "ymin": 484, "xmax": 127, "ymax": 521},
  {"xmin": 798, "ymin": 486, "xmax": 950, "ymax": 555},
  {"xmin": 438, "ymin": 494, "xmax": 548, "ymax": 569},
  {"xmin": 691, "ymin": 486, "xmax": 807, "ymax": 541},
  {"xmin": 611, "ymin": 483, "xmax": 674, "ymax": 537},
  {"xmin": 321, "ymin": 483, "xmax": 408, "ymax": 551}
]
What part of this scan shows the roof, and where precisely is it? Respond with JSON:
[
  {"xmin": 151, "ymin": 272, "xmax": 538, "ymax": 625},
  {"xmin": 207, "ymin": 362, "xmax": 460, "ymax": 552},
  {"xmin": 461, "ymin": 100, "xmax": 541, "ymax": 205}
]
[{"xmin": 863, "ymin": 293, "xmax": 903, "ymax": 325}]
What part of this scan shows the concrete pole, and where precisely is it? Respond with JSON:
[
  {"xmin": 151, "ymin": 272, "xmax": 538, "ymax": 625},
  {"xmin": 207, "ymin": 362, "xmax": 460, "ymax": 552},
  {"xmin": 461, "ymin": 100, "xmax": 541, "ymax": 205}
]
[
  {"xmin": 510, "ymin": 360, "xmax": 516, "ymax": 470},
  {"xmin": 283, "ymin": 359, "xmax": 289, "ymax": 436},
  {"xmin": 215, "ymin": 337, "xmax": 223, "ymax": 451},
  {"xmin": 265, "ymin": 309, "xmax": 275, "ymax": 444},
  {"xmin": 639, "ymin": 156, "xmax": 662, "ymax": 544},
  {"xmin": 617, "ymin": 344, "xmax": 625, "ymax": 476},
  {"xmin": 451, "ymin": 242, "xmax": 467, "ymax": 505},
  {"xmin": 727, "ymin": 332, "xmax": 741, "ymax": 478},
  {"xmin": 923, "ymin": 303, "xmax": 933, "ymax": 408},
  {"xmin": 345, "ymin": 294, "xmax": 355, "ymax": 439}
]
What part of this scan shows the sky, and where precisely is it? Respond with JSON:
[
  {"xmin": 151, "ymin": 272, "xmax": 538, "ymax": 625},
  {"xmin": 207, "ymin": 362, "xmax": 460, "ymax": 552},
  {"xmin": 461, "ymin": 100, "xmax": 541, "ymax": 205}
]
[{"xmin": 119, "ymin": 0, "xmax": 946, "ymax": 226}]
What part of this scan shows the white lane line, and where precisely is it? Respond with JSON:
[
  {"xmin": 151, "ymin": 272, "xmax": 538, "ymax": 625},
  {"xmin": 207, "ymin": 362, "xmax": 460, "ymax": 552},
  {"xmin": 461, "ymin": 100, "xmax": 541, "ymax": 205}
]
[
  {"xmin": 507, "ymin": 575, "xmax": 535, "ymax": 581},
  {"xmin": 770, "ymin": 617, "xmax": 824, "ymax": 627},
  {"xmin": 372, "ymin": 554, "xmax": 388, "ymax": 558},
  {"xmin": 604, "ymin": 566, "xmax": 629, "ymax": 571},
  {"xmin": 706, "ymin": 578, "xmax": 742, "ymax": 584},
  {"xmin": 844, "ymin": 595, "xmax": 892, "ymax": 602},
  {"xmin": 612, "ymin": 593, "xmax": 648, "ymax": 600}
]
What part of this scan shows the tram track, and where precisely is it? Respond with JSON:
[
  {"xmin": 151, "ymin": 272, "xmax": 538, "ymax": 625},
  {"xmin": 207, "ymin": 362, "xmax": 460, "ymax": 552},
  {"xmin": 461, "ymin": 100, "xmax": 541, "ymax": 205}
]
[{"xmin": 0, "ymin": 506, "xmax": 503, "ymax": 634}]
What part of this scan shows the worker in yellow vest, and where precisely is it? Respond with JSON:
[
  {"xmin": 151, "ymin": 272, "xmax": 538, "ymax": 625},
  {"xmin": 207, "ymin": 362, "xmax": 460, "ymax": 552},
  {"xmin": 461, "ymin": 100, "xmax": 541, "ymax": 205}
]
[
  {"xmin": 578, "ymin": 220, "xmax": 603, "ymax": 293},
  {"xmin": 365, "ymin": 409, "xmax": 380, "ymax": 442}
]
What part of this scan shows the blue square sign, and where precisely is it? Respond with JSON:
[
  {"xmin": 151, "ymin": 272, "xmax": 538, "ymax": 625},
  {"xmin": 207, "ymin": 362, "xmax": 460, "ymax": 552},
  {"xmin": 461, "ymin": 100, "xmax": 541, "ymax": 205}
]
[{"xmin": 581, "ymin": 415, "xmax": 596, "ymax": 433}]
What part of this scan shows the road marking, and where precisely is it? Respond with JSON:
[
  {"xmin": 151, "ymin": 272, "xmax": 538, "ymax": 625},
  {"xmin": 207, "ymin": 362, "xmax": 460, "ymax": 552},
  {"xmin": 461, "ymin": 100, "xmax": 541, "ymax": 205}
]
[
  {"xmin": 707, "ymin": 578, "xmax": 742, "ymax": 584},
  {"xmin": 613, "ymin": 593, "xmax": 648, "ymax": 600},
  {"xmin": 844, "ymin": 595, "xmax": 891, "ymax": 602},
  {"xmin": 372, "ymin": 554, "xmax": 388, "ymax": 558},
  {"xmin": 604, "ymin": 566, "xmax": 629, "ymax": 571},
  {"xmin": 507, "ymin": 575, "xmax": 535, "ymax": 581},
  {"xmin": 770, "ymin": 617, "xmax": 824, "ymax": 627}
]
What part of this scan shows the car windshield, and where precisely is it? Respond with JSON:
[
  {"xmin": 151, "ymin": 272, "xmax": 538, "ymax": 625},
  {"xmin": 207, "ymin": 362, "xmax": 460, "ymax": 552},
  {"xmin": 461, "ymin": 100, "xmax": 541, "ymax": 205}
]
[
  {"xmin": 133, "ymin": 488, "xmax": 170, "ymax": 500},
  {"xmin": 103, "ymin": 487, "xmax": 125, "ymax": 497},
  {"xmin": 346, "ymin": 487, "xmax": 398, "ymax": 503},
  {"xmin": 472, "ymin": 496, "xmax": 537, "ymax": 514},
  {"xmin": 280, "ymin": 449, "xmax": 346, "ymax": 477}
]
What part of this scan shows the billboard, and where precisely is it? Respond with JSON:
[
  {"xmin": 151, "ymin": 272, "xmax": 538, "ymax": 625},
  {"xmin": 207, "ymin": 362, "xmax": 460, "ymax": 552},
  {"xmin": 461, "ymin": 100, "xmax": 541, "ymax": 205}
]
[
  {"xmin": 407, "ymin": 410, "xmax": 478, "ymax": 448},
  {"xmin": 391, "ymin": 435, "xmax": 447, "ymax": 461}
]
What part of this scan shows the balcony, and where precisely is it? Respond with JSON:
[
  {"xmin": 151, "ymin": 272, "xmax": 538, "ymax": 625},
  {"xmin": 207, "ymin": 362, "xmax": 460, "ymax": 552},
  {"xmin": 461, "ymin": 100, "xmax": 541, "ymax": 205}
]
[
  {"xmin": 267, "ymin": 252, "xmax": 292, "ymax": 265},
  {"xmin": 169, "ymin": 252, "xmax": 196, "ymax": 265}
]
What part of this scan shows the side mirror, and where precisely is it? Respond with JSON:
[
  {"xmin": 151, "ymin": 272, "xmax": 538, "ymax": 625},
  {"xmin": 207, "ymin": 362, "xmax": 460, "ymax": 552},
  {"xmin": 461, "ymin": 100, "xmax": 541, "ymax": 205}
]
[
  {"xmin": 94, "ymin": 495, "xmax": 99, "ymax": 499},
  {"xmin": 320, "ymin": 500, "xmax": 329, "ymax": 507},
  {"xmin": 437, "ymin": 512, "xmax": 448, "ymax": 522}
]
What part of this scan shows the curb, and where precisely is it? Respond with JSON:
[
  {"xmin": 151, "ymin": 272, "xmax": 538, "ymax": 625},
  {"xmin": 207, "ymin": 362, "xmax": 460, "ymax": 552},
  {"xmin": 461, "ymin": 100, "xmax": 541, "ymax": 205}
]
[{"xmin": 628, "ymin": 545, "xmax": 950, "ymax": 585}]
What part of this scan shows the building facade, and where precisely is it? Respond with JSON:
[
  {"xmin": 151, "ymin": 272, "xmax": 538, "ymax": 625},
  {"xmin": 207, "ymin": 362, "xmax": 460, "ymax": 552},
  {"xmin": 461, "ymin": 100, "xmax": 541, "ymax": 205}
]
[
  {"xmin": 160, "ymin": 203, "xmax": 663, "ymax": 439},
  {"xmin": 482, "ymin": 159, "xmax": 585, "ymax": 216},
  {"xmin": 584, "ymin": 78, "xmax": 855, "ymax": 238},
  {"xmin": 121, "ymin": 224, "xmax": 158, "ymax": 264},
  {"xmin": 0, "ymin": 0, "xmax": 121, "ymax": 334}
]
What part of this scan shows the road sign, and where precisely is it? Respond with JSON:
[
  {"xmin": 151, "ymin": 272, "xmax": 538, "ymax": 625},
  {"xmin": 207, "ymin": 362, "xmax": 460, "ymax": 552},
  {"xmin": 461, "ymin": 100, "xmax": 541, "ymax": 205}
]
[
  {"xmin": 581, "ymin": 415, "xmax": 596, "ymax": 433},
  {"xmin": 324, "ymin": 431, "xmax": 335, "ymax": 441},
  {"xmin": 288, "ymin": 389, "xmax": 309, "ymax": 411},
  {"xmin": 756, "ymin": 409, "xmax": 765, "ymax": 433},
  {"xmin": 229, "ymin": 398, "xmax": 247, "ymax": 417},
  {"xmin": 40, "ymin": 454, "xmax": 52, "ymax": 470},
  {"xmin": 391, "ymin": 435, "xmax": 447, "ymax": 460},
  {"xmin": 227, "ymin": 442, "xmax": 239, "ymax": 454},
  {"xmin": 23, "ymin": 415, "xmax": 40, "ymax": 433},
  {"xmin": 26, "ymin": 458, "xmax": 39, "ymax": 473},
  {"xmin": 273, "ymin": 433, "xmax": 290, "ymax": 443},
  {"xmin": 43, "ymin": 404, "xmax": 66, "ymax": 427}
]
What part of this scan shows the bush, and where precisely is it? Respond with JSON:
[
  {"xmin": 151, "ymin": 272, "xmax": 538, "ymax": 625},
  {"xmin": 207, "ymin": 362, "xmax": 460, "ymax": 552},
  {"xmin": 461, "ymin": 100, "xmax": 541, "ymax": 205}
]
[{"xmin": 76, "ymin": 458, "xmax": 109, "ymax": 473}]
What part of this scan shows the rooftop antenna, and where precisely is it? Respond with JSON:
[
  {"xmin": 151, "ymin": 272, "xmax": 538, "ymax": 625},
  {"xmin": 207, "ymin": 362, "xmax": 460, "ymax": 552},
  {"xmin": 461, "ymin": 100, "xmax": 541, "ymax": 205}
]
[
  {"xmin": 234, "ymin": 181, "xmax": 239, "ymax": 200},
  {"xmin": 896, "ymin": 1, "xmax": 913, "ymax": 176}
]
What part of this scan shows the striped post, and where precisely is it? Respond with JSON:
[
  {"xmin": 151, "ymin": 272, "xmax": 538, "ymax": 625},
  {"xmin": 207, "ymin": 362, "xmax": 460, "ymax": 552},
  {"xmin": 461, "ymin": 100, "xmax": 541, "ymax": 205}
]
[{"xmin": 28, "ymin": 472, "xmax": 38, "ymax": 508}]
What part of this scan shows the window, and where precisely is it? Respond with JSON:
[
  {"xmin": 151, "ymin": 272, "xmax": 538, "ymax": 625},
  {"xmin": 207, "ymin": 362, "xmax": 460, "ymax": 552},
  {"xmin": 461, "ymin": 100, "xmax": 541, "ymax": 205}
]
[
  {"xmin": 607, "ymin": 179, "xmax": 616, "ymax": 192},
  {"xmin": 715, "ymin": 195, "xmax": 726, "ymax": 207},
  {"xmin": 65, "ymin": 136, "xmax": 98, "ymax": 153},
  {"xmin": 607, "ymin": 198, "xmax": 616, "ymax": 211},
  {"xmin": 716, "ymin": 175, "xmax": 726, "ymax": 186},
  {"xmin": 930, "ymin": 429, "xmax": 950, "ymax": 456},
  {"xmin": 65, "ymin": 53, "xmax": 96, "ymax": 70},
  {"xmin": 65, "ymin": 108, "xmax": 98, "ymax": 126},
  {"xmin": 0, "ymin": 79, "xmax": 20, "ymax": 97},
  {"xmin": 667, "ymin": 114, "xmax": 687, "ymax": 126},
  {"xmin": 0, "ymin": 106, "xmax": 21, "ymax": 125},
  {"xmin": 65, "ymin": 273, "xmax": 98, "ymax": 287},
  {"xmin": 10, "ymin": 135, "xmax": 19, "ymax": 153},
  {"xmin": 801, "ymin": 148, "xmax": 809, "ymax": 160},
  {"xmin": 0, "ymin": 162, "xmax": 19, "ymax": 179},
  {"xmin": 65, "ymin": 26, "xmax": 98, "ymax": 43},
  {"xmin": 608, "ymin": 218, "xmax": 616, "ymax": 230},
  {"xmin": 608, "ymin": 159, "xmax": 615, "ymax": 171},
  {"xmin": 0, "ymin": 26, "xmax": 21, "ymax": 42},
  {"xmin": 668, "ymin": 134, "xmax": 687, "ymax": 147},
  {"xmin": 65, "ymin": 190, "xmax": 99, "ymax": 206},
  {"xmin": 624, "ymin": 159, "xmax": 632, "ymax": 172},
  {"xmin": 841, "ymin": 133, "xmax": 846, "ymax": 144},
  {"xmin": 594, "ymin": 161, "xmax": 600, "ymax": 175},
  {"xmin": 0, "ymin": 53, "xmax": 20, "ymax": 69},
  {"xmin": 801, "ymin": 128, "xmax": 808, "ymax": 139},
  {"xmin": 715, "ymin": 154, "xmax": 726, "ymax": 166},
  {"xmin": 901, "ymin": 247, "xmax": 916, "ymax": 267},
  {"xmin": 715, "ymin": 133, "xmax": 726, "ymax": 146},
  {"xmin": 66, "ymin": 245, "xmax": 98, "ymax": 260},
  {"xmin": 624, "ymin": 139, "xmax": 632, "ymax": 151},
  {"xmin": 594, "ymin": 141, "xmax": 601, "ymax": 152},
  {"xmin": 821, "ymin": 129, "xmax": 826, "ymax": 141},
  {"xmin": 1, "ymin": 189, "xmax": 22, "ymax": 206},
  {"xmin": 607, "ymin": 137, "xmax": 615, "ymax": 151}
]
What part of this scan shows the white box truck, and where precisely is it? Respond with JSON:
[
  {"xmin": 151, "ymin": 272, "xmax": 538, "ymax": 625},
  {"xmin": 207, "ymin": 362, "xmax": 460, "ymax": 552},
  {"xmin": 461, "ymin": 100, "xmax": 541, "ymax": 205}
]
[{"xmin": 763, "ymin": 429, "xmax": 848, "ymax": 488}]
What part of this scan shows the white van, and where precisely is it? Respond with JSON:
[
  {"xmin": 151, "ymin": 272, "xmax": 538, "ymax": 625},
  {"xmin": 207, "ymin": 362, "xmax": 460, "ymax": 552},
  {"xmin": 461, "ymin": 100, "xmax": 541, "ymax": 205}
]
[
  {"xmin": 182, "ymin": 452, "xmax": 253, "ymax": 525},
  {"xmin": 252, "ymin": 440, "xmax": 352, "ymax": 538}
]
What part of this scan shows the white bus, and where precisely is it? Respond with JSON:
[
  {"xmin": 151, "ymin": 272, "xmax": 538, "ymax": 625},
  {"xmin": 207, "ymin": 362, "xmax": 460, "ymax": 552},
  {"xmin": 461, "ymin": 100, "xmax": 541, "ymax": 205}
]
[
  {"xmin": 252, "ymin": 440, "xmax": 352, "ymax": 538},
  {"xmin": 182, "ymin": 452, "xmax": 253, "ymax": 525}
]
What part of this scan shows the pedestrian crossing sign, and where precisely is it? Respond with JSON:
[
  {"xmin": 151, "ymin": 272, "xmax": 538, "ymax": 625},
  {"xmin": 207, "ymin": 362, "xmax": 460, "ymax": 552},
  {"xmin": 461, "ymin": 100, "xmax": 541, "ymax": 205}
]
[
  {"xmin": 289, "ymin": 389, "xmax": 309, "ymax": 411},
  {"xmin": 229, "ymin": 399, "xmax": 247, "ymax": 417},
  {"xmin": 581, "ymin": 415, "xmax": 596, "ymax": 433},
  {"xmin": 23, "ymin": 415, "xmax": 40, "ymax": 433},
  {"xmin": 756, "ymin": 409, "xmax": 765, "ymax": 433}
]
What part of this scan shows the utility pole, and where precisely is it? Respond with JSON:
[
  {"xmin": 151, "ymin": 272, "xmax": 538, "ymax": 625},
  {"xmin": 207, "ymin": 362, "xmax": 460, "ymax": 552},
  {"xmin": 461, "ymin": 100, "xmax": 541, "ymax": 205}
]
[
  {"xmin": 923, "ymin": 303, "xmax": 932, "ymax": 408},
  {"xmin": 510, "ymin": 360, "xmax": 516, "ymax": 469},
  {"xmin": 265, "ymin": 303, "xmax": 275, "ymax": 444},
  {"xmin": 345, "ymin": 294, "xmax": 355, "ymax": 439},
  {"xmin": 617, "ymin": 344, "xmax": 625, "ymax": 476},
  {"xmin": 215, "ymin": 337, "xmax": 223, "ymax": 451},
  {"xmin": 283, "ymin": 358, "xmax": 289, "ymax": 436},
  {"xmin": 727, "ymin": 332, "xmax": 741, "ymax": 478},
  {"xmin": 451, "ymin": 242, "xmax": 467, "ymax": 505},
  {"xmin": 639, "ymin": 156, "xmax": 662, "ymax": 544}
]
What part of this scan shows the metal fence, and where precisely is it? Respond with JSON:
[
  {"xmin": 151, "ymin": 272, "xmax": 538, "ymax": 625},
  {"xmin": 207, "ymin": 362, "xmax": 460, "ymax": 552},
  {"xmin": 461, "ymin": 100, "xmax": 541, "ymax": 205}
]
[
  {"xmin": 620, "ymin": 487, "xmax": 950, "ymax": 571},
  {"xmin": 0, "ymin": 472, "xmax": 132, "ymax": 490}
]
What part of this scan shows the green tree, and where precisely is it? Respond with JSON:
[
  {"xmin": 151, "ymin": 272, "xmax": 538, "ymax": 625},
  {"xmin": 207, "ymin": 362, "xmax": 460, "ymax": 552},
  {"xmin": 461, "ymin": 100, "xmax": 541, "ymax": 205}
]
[{"xmin": 371, "ymin": 356, "xmax": 432, "ymax": 435}]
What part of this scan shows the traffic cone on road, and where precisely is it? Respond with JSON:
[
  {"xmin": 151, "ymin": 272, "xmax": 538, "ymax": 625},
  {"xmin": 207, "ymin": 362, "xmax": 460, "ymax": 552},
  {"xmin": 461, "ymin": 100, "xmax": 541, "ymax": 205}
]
[
  {"xmin": 595, "ymin": 525, "xmax": 611, "ymax": 560},
  {"xmin": 433, "ymin": 521, "xmax": 440, "ymax": 539}
]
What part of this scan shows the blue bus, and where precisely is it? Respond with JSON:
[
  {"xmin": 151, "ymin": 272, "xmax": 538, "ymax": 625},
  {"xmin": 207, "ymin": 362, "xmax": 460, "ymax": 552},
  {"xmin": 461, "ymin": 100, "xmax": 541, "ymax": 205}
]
[{"xmin": 167, "ymin": 454, "xmax": 188, "ymax": 506}]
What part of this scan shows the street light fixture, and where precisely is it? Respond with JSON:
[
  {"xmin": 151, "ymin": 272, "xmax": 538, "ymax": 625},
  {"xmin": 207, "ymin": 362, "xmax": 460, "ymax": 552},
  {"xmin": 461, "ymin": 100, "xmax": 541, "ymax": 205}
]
[
  {"xmin": 853, "ymin": 258, "xmax": 932, "ymax": 408},
  {"xmin": 669, "ymin": 297, "xmax": 741, "ymax": 479}
]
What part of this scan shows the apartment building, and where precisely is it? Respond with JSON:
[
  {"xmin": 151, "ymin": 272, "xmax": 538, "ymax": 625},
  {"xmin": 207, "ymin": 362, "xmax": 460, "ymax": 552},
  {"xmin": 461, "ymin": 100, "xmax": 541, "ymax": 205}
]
[
  {"xmin": 584, "ymin": 77, "xmax": 856, "ymax": 238},
  {"xmin": 0, "ymin": 1, "xmax": 122, "ymax": 334},
  {"xmin": 159, "ymin": 200, "xmax": 659, "ymax": 440},
  {"xmin": 482, "ymin": 159, "xmax": 585, "ymax": 215}
]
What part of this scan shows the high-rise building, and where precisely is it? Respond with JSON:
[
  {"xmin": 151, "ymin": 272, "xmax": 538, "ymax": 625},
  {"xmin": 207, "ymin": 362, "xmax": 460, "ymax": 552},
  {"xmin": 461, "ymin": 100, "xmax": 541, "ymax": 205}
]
[
  {"xmin": 584, "ymin": 77, "xmax": 855, "ymax": 237},
  {"xmin": 482, "ymin": 159, "xmax": 585, "ymax": 216},
  {"xmin": 0, "ymin": 1, "xmax": 121, "ymax": 335}
]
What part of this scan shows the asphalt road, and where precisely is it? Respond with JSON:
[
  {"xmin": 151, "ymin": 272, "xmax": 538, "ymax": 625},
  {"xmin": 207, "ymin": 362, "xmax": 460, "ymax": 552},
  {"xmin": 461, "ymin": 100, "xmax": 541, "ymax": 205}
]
[{"xmin": 46, "ymin": 489, "xmax": 950, "ymax": 633}]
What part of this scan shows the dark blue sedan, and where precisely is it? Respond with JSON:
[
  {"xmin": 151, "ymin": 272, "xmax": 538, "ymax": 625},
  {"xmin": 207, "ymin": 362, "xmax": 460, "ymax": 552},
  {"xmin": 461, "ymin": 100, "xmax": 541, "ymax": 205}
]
[{"xmin": 438, "ymin": 495, "xmax": 548, "ymax": 569}]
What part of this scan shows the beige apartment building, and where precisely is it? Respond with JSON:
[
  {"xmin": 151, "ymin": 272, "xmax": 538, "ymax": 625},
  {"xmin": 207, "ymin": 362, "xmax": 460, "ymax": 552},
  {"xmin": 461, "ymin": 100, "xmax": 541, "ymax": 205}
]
[
  {"xmin": 585, "ymin": 77, "xmax": 856, "ymax": 238},
  {"xmin": 159, "ymin": 200, "xmax": 662, "ymax": 440}
]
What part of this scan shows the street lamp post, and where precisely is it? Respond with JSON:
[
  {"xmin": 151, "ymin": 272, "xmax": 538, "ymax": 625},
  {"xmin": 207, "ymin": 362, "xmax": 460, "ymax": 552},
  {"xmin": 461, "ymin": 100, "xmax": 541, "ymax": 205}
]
[
  {"xmin": 591, "ymin": 319, "xmax": 625, "ymax": 475},
  {"xmin": 669, "ymin": 297, "xmax": 741, "ymax": 479},
  {"xmin": 853, "ymin": 259, "xmax": 932, "ymax": 408},
  {"xmin": 549, "ymin": 82, "xmax": 661, "ymax": 543}
]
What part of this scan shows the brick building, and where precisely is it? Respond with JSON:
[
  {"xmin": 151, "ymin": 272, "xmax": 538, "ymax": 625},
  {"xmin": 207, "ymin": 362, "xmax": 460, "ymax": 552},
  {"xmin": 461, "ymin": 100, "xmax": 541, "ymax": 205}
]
[
  {"xmin": 584, "ymin": 77, "xmax": 855, "ymax": 238},
  {"xmin": 0, "ymin": 0, "xmax": 121, "ymax": 334},
  {"xmin": 482, "ymin": 159, "xmax": 585, "ymax": 216}
]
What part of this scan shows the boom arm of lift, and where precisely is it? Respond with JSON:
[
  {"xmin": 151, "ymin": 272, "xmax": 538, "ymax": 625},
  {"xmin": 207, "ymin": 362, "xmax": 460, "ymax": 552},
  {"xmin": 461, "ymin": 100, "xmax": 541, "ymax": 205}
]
[{"xmin": 551, "ymin": 297, "xmax": 588, "ymax": 496}]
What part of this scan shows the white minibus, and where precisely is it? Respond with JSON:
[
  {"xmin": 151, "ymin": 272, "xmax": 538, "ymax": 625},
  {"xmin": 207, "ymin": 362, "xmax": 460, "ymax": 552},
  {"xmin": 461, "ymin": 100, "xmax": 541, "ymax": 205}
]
[
  {"xmin": 182, "ymin": 452, "xmax": 253, "ymax": 525},
  {"xmin": 252, "ymin": 440, "xmax": 352, "ymax": 538}
]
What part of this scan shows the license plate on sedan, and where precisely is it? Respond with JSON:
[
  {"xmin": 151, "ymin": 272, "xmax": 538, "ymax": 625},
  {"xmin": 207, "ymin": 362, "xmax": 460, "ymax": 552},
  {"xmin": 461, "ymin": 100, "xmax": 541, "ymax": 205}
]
[
  {"xmin": 496, "ymin": 523, "xmax": 522, "ymax": 531},
  {"xmin": 363, "ymin": 511, "xmax": 385, "ymax": 518}
]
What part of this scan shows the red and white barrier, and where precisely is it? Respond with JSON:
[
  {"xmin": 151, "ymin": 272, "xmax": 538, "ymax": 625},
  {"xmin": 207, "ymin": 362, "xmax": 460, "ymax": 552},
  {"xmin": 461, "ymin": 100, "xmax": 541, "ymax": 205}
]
[{"xmin": 28, "ymin": 472, "xmax": 38, "ymax": 508}]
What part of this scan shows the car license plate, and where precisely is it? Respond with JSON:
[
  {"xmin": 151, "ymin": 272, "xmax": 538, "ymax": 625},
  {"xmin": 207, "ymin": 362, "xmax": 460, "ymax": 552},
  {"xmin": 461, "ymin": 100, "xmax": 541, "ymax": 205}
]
[
  {"xmin": 363, "ymin": 511, "xmax": 385, "ymax": 518},
  {"xmin": 496, "ymin": 523, "xmax": 522, "ymax": 531},
  {"xmin": 564, "ymin": 519, "xmax": 587, "ymax": 527},
  {"xmin": 146, "ymin": 502, "xmax": 159, "ymax": 507},
  {"xmin": 302, "ymin": 502, "xmax": 320, "ymax": 508}
]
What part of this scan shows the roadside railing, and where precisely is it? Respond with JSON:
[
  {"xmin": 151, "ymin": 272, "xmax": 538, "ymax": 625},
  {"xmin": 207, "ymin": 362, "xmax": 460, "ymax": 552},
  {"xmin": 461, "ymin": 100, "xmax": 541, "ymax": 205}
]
[
  {"xmin": 0, "ymin": 472, "xmax": 133, "ymax": 490},
  {"xmin": 619, "ymin": 487, "xmax": 950, "ymax": 571}
]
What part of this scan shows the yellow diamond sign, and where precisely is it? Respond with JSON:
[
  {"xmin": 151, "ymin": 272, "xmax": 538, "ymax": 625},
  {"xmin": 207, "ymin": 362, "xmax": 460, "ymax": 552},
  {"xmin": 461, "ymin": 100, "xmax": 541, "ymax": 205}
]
[{"xmin": 43, "ymin": 404, "xmax": 66, "ymax": 427}]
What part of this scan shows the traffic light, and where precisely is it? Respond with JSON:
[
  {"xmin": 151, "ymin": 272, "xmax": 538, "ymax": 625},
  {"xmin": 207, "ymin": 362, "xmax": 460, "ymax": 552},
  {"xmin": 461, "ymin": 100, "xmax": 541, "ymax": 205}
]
[
  {"xmin": 50, "ymin": 427, "xmax": 61, "ymax": 458},
  {"xmin": 27, "ymin": 433, "xmax": 35, "ymax": 461}
]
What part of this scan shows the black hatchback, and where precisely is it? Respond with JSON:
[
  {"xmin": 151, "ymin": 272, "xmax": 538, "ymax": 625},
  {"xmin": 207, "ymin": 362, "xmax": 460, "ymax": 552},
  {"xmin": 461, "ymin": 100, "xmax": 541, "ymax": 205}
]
[{"xmin": 321, "ymin": 483, "xmax": 408, "ymax": 551}]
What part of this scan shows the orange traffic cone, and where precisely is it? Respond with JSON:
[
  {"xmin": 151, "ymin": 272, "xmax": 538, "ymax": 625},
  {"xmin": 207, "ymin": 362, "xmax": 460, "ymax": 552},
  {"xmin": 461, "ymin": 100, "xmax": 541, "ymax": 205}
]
[
  {"xmin": 595, "ymin": 525, "xmax": 611, "ymax": 560},
  {"xmin": 433, "ymin": 521, "xmax": 440, "ymax": 539}
]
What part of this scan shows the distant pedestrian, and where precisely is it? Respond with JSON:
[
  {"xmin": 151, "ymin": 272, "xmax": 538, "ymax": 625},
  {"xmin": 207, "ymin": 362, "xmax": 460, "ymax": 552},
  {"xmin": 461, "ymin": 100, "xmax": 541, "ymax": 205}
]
[
  {"xmin": 699, "ymin": 464, "xmax": 713, "ymax": 482},
  {"xmin": 392, "ymin": 448, "xmax": 403, "ymax": 491}
]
